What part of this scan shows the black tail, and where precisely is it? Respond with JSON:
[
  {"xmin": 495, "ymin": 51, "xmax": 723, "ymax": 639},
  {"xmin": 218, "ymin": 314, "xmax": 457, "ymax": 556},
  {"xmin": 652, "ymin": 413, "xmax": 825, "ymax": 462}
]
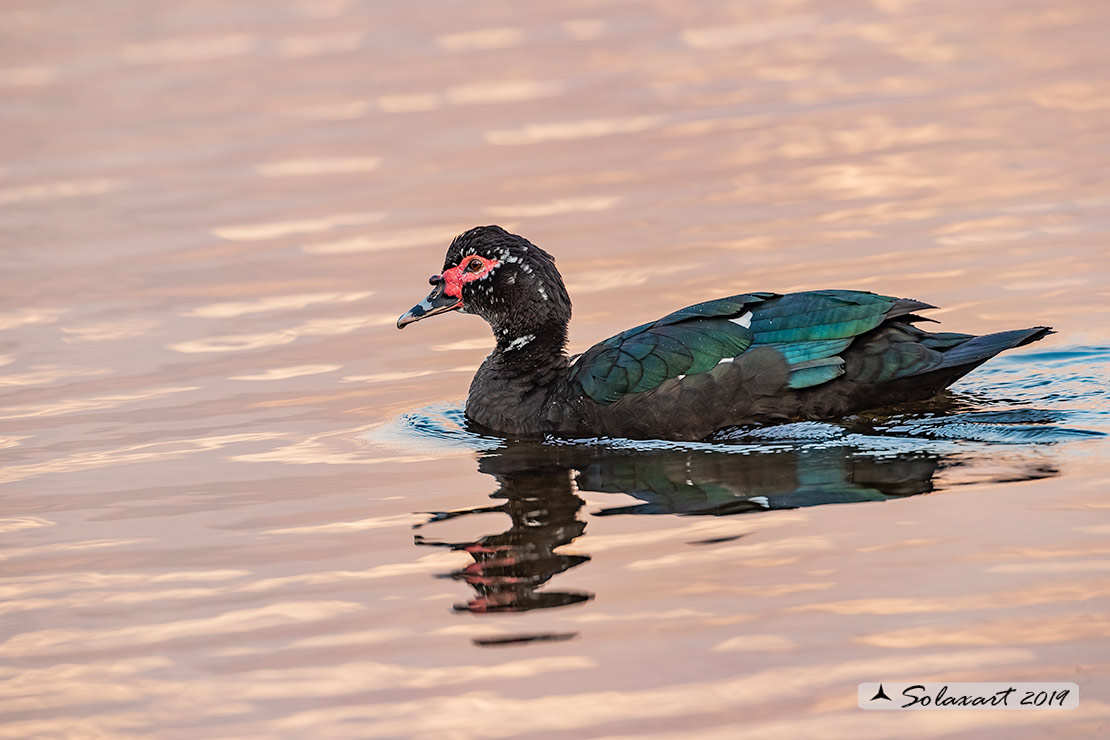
[{"xmin": 934, "ymin": 326, "xmax": 1053, "ymax": 370}]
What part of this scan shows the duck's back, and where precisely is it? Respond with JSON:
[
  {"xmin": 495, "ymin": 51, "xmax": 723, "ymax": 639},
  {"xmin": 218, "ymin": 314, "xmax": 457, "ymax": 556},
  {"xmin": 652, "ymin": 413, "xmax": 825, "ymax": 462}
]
[{"xmin": 546, "ymin": 290, "xmax": 1050, "ymax": 440}]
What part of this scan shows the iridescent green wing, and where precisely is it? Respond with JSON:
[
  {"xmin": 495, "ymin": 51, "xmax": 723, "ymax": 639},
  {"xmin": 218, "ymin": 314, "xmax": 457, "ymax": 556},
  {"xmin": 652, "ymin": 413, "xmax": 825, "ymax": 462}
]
[
  {"xmin": 571, "ymin": 290, "xmax": 934, "ymax": 403},
  {"xmin": 569, "ymin": 293, "xmax": 775, "ymax": 404}
]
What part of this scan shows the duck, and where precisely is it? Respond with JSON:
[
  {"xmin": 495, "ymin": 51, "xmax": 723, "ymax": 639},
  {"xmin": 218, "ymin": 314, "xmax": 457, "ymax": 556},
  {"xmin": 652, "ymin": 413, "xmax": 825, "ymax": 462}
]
[{"xmin": 397, "ymin": 225, "xmax": 1051, "ymax": 441}]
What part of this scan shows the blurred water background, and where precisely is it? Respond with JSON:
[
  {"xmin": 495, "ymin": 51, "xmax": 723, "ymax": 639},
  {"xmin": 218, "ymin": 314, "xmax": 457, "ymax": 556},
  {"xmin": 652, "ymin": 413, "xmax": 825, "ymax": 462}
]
[{"xmin": 2, "ymin": 1, "xmax": 1109, "ymax": 738}]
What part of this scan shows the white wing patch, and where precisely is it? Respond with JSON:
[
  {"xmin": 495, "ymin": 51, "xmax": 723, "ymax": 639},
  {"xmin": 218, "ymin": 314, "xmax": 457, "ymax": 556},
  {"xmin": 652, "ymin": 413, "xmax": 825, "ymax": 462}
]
[{"xmin": 729, "ymin": 311, "xmax": 753, "ymax": 328}]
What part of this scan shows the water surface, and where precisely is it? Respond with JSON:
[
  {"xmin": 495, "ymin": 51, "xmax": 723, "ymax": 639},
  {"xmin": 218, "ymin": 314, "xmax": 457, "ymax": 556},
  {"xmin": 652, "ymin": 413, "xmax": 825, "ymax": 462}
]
[{"xmin": 2, "ymin": 0, "xmax": 1110, "ymax": 738}]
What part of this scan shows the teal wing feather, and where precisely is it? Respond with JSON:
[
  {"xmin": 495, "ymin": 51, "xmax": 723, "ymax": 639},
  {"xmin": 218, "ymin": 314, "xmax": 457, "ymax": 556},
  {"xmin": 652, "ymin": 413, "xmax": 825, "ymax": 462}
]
[
  {"xmin": 570, "ymin": 293, "xmax": 773, "ymax": 403},
  {"xmin": 747, "ymin": 290, "xmax": 914, "ymax": 389},
  {"xmin": 570, "ymin": 290, "xmax": 934, "ymax": 403}
]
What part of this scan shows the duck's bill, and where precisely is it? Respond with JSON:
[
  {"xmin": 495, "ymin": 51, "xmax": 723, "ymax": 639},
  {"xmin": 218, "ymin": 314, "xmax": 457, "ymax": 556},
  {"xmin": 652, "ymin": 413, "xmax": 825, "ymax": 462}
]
[{"xmin": 397, "ymin": 287, "xmax": 462, "ymax": 328}]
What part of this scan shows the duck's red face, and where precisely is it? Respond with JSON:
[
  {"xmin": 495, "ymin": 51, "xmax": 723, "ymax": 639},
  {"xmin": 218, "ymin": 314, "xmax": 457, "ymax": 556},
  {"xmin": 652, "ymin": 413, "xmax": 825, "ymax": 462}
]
[
  {"xmin": 398, "ymin": 225, "xmax": 569, "ymax": 334},
  {"xmin": 397, "ymin": 252, "xmax": 500, "ymax": 328},
  {"xmin": 441, "ymin": 254, "xmax": 500, "ymax": 300}
]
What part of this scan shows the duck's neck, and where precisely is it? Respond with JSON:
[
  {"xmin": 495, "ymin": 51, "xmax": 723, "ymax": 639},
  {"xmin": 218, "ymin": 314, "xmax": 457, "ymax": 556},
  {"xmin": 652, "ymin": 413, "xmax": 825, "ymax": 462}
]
[
  {"xmin": 487, "ymin": 315, "xmax": 569, "ymax": 379},
  {"xmin": 466, "ymin": 315, "xmax": 570, "ymax": 436}
]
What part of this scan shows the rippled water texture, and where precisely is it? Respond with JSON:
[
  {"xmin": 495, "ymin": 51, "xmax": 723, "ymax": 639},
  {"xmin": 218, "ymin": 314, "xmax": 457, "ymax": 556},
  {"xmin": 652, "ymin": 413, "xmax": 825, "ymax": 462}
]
[{"xmin": 3, "ymin": 1, "xmax": 1110, "ymax": 738}]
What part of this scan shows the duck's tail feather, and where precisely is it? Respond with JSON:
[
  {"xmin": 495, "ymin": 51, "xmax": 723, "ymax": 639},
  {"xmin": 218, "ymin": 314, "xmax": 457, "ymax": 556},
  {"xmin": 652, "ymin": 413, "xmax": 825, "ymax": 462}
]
[{"xmin": 930, "ymin": 326, "xmax": 1053, "ymax": 372}]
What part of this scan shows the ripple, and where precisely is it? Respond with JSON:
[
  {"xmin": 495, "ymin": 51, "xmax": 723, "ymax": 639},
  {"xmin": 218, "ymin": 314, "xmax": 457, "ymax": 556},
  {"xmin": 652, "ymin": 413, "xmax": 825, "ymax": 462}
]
[
  {"xmin": 0, "ymin": 66, "xmax": 58, "ymax": 87},
  {"xmin": 377, "ymin": 93, "xmax": 441, "ymax": 113},
  {"xmin": 229, "ymin": 365, "xmax": 342, "ymax": 381},
  {"xmin": 0, "ymin": 178, "xmax": 122, "ymax": 205},
  {"xmin": 723, "ymin": 421, "xmax": 846, "ymax": 442},
  {"xmin": 879, "ymin": 409, "xmax": 1105, "ymax": 444},
  {"xmin": 122, "ymin": 34, "xmax": 255, "ymax": 64},
  {"xmin": 256, "ymin": 157, "xmax": 381, "ymax": 177},
  {"xmin": 60, "ymin": 318, "xmax": 161, "ymax": 342},
  {"xmin": 447, "ymin": 79, "xmax": 564, "ymax": 105},
  {"xmin": 360, "ymin": 403, "xmax": 502, "ymax": 454},
  {"xmin": 486, "ymin": 115, "xmax": 664, "ymax": 146},
  {"xmin": 186, "ymin": 291, "xmax": 373, "ymax": 318},
  {"xmin": 0, "ymin": 385, "xmax": 198, "ymax": 421},
  {"xmin": 681, "ymin": 16, "xmax": 821, "ymax": 49},
  {"xmin": 0, "ymin": 307, "xmax": 68, "ymax": 331},
  {"xmin": 274, "ymin": 31, "xmax": 364, "ymax": 58},
  {"xmin": 999, "ymin": 344, "xmax": 1110, "ymax": 365},
  {"xmin": 562, "ymin": 19, "xmax": 606, "ymax": 41},
  {"xmin": 436, "ymin": 27, "xmax": 523, "ymax": 52},
  {"xmin": 168, "ymin": 315, "xmax": 394, "ymax": 353},
  {"xmin": 485, "ymin": 195, "xmax": 621, "ymax": 218},
  {"xmin": 303, "ymin": 225, "xmax": 468, "ymax": 255},
  {"xmin": 212, "ymin": 212, "xmax": 383, "ymax": 242},
  {"xmin": 0, "ymin": 365, "xmax": 112, "ymax": 387}
]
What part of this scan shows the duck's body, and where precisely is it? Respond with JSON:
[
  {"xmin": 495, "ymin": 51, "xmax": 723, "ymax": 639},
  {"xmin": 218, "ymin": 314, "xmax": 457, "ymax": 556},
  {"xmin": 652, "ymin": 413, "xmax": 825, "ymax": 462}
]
[{"xmin": 398, "ymin": 226, "xmax": 1051, "ymax": 441}]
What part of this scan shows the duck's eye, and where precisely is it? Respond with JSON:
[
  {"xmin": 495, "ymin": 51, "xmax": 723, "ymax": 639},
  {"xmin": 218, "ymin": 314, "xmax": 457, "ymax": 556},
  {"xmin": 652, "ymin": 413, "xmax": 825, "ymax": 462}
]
[{"xmin": 466, "ymin": 258, "xmax": 484, "ymax": 272}]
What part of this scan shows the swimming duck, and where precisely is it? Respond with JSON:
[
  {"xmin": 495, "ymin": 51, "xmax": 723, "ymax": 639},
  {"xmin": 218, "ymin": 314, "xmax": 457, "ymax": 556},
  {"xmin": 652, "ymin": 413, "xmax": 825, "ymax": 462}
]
[{"xmin": 397, "ymin": 225, "xmax": 1051, "ymax": 441}]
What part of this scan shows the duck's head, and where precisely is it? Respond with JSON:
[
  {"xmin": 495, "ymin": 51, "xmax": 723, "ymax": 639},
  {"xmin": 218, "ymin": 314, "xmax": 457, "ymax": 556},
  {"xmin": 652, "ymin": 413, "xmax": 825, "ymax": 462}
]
[{"xmin": 397, "ymin": 226, "xmax": 571, "ymax": 342}]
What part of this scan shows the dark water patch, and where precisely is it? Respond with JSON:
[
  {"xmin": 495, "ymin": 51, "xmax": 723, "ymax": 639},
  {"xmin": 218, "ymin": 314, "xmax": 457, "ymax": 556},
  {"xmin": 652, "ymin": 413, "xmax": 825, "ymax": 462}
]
[
  {"xmin": 472, "ymin": 633, "xmax": 580, "ymax": 647},
  {"xmin": 687, "ymin": 534, "xmax": 748, "ymax": 545}
]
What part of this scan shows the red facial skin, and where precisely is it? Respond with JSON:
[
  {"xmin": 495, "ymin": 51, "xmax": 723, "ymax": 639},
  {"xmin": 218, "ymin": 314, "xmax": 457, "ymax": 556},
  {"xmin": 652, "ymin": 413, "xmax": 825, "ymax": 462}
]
[{"xmin": 442, "ymin": 254, "xmax": 500, "ymax": 302}]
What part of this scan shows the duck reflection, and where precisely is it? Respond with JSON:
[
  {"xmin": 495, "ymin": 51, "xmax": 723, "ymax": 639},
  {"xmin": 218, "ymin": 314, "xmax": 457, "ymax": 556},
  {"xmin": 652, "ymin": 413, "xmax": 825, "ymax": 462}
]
[
  {"xmin": 582, "ymin": 446, "xmax": 939, "ymax": 517},
  {"xmin": 414, "ymin": 447, "xmax": 590, "ymax": 614},
  {"xmin": 415, "ymin": 436, "xmax": 1057, "ymax": 626}
]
